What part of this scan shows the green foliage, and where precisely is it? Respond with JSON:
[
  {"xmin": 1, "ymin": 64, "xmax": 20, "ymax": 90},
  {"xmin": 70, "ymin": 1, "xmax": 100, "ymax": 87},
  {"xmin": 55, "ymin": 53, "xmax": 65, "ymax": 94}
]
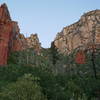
[
  {"xmin": 50, "ymin": 42, "xmax": 60, "ymax": 65},
  {"xmin": 0, "ymin": 74, "xmax": 47, "ymax": 100},
  {"xmin": 0, "ymin": 47, "xmax": 100, "ymax": 100}
]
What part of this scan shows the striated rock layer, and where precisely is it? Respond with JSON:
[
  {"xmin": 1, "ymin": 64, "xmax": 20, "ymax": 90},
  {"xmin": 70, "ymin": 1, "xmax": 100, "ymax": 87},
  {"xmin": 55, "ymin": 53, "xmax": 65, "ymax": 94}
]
[
  {"xmin": 53, "ymin": 10, "xmax": 100, "ymax": 54},
  {"xmin": 0, "ymin": 3, "xmax": 41, "ymax": 65}
]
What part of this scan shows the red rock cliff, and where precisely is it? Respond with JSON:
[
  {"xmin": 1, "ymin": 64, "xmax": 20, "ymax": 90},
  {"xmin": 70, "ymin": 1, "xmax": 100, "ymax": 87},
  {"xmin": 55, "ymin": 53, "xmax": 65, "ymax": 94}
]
[
  {"xmin": 0, "ymin": 3, "xmax": 41, "ymax": 65},
  {"xmin": 0, "ymin": 3, "xmax": 20, "ymax": 65}
]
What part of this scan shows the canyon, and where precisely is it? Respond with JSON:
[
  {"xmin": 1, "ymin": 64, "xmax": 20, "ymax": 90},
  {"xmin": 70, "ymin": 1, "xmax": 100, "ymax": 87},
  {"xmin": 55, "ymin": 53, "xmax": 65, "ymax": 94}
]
[{"xmin": 0, "ymin": 3, "xmax": 100, "ymax": 65}]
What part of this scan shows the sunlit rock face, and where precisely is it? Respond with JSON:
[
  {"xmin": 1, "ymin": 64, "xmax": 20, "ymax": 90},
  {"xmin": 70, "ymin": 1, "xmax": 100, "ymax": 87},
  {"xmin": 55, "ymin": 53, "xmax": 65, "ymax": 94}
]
[
  {"xmin": 0, "ymin": 3, "xmax": 19, "ymax": 65},
  {"xmin": 26, "ymin": 34, "xmax": 41, "ymax": 54},
  {"xmin": 53, "ymin": 10, "xmax": 100, "ymax": 54},
  {"xmin": 13, "ymin": 33, "xmax": 42, "ymax": 54},
  {"xmin": 13, "ymin": 33, "xmax": 42, "ymax": 52},
  {"xmin": 0, "ymin": 3, "xmax": 41, "ymax": 65}
]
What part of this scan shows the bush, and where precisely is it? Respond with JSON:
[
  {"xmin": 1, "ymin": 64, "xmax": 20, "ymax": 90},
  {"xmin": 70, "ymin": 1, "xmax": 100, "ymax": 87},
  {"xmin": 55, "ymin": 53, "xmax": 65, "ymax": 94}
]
[{"xmin": 0, "ymin": 74, "xmax": 47, "ymax": 100}]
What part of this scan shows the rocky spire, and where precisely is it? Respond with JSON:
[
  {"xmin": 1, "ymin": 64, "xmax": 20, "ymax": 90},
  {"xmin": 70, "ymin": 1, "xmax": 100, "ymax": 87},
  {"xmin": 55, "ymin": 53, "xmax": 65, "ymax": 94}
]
[
  {"xmin": 26, "ymin": 34, "xmax": 41, "ymax": 54},
  {"xmin": 0, "ymin": 3, "xmax": 19, "ymax": 65},
  {"xmin": 0, "ymin": 3, "xmax": 11, "ymax": 23}
]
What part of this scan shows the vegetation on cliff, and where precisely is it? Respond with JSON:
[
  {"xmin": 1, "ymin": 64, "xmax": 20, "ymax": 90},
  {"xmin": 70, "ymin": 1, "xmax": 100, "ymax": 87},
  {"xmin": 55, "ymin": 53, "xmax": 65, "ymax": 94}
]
[
  {"xmin": 0, "ymin": 47, "xmax": 100, "ymax": 100},
  {"xmin": 0, "ymin": 3, "xmax": 100, "ymax": 100}
]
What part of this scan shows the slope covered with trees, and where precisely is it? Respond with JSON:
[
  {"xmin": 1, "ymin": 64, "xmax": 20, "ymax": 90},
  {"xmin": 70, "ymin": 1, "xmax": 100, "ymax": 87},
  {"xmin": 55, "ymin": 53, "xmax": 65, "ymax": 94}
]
[{"xmin": 0, "ymin": 47, "xmax": 100, "ymax": 100}]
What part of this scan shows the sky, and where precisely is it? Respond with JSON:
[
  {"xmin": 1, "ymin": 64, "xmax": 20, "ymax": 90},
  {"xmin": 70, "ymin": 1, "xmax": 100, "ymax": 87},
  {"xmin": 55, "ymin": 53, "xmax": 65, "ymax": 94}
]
[{"xmin": 0, "ymin": 0, "xmax": 100, "ymax": 48}]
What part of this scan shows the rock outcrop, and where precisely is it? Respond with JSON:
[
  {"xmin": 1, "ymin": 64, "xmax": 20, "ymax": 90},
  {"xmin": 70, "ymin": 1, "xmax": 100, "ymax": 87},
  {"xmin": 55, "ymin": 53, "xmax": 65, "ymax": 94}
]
[
  {"xmin": 53, "ymin": 10, "xmax": 100, "ymax": 54},
  {"xmin": 12, "ymin": 33, "xmax": 41, "ymax": 53},
  {"xmin": 0, "ymin": 3, "xmax": 41, "ymax": 65},
  {"xmin": 26, "ymin": 34, "xmax": 41, "ymax": 54},
  {"xmin": 12, "ymin": 34, "xmax": 27, "ymax": 51},
  {"xmin": 0, "ymin": 3, "xmax": 19, "ymax": 65}
]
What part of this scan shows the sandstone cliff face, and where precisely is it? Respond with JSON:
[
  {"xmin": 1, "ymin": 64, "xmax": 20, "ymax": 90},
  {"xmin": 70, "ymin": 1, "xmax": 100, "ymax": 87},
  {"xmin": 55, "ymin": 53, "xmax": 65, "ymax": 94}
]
[
  {"xmin": 12, "ymin": 33, "xmax": 41, "ymax": 52},
  {"xmin": 53, "ymin": 10, "xmax": 100, "ymax": 54},
  {"xmin": 13, "ymin": 33, "xmax": 41, "ymax": 54},
  {"xmin": 0, "ymin": 3, "xmax": 41, "ymax": 65},
  {"xmin": 0, "ymin": 3, "xmax": 11, "ymax": 23},
  {"xmin": 0, "ymin": 3, "xmax": 19, "ymax": 65},
  {"xmin": 26, "ymin": 34, "xmax": 41, "ymax": 53},
  {"xmin": 12, "ymin": 34, "xmax": 27, "ymax": 51}
]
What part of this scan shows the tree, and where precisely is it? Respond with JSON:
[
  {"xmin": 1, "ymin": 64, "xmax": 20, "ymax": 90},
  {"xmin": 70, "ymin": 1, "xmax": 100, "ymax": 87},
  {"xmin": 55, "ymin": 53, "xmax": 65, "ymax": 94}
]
[
  {"xmin": 50, "ymin": 42, "xmax": 59, "ymax": 65},
  {"xmin": 0, "ymin": 74, "xmax": 47, "ymax": 100}
]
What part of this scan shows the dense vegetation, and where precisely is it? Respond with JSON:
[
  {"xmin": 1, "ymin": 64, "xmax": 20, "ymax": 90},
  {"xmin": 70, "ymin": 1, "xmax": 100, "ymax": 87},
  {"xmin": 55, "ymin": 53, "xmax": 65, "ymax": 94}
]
[{"xmin": 0, "ymin": 47, "xmax": 100, "ymax": 100}]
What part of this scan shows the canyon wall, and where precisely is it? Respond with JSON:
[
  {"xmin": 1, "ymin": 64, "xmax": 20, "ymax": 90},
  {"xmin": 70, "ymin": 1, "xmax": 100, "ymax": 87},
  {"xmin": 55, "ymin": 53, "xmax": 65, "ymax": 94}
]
[
  {"xmin": 0, "ymin": 3, "xmax": 41, "ymax": 65},
  {"xmin": 26, "ymin": 34, "xmax": 41, "ymax": 54},
  {"xmin": 0, "ymin": 3, "xmax": 100, "ymax": 65},
  {"xmin": 0, "ymin": 3, "xmax": 19, "ymax": 65},
  {"xmin": 53, "ymin": 10, "xmax": 100, "ymax": 54}
]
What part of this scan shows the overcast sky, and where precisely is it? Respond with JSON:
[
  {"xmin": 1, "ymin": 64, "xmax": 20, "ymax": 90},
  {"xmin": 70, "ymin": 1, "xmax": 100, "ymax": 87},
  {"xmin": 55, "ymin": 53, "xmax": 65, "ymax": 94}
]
[{"xmin": 0, "ymin": 0, "xmax": 100, "ymax": 48}]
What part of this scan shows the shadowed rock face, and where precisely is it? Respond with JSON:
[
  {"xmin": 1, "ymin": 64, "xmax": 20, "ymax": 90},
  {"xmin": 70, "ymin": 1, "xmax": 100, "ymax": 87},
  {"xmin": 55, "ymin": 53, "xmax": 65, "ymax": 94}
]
[
  {"xmin": 12, "ymin": 34, "xmax": 27, "ymax": 51},
  {"xmin": 0, "ymin": 3, "xmax": 11, "ymax": 23},
  {"xmin": 0, "ymin": 3, "xmax": 41, "ymax": 65},
  {"xmin": 53, "ymin": 10, "xmax": 100, "ymax": 54}
]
